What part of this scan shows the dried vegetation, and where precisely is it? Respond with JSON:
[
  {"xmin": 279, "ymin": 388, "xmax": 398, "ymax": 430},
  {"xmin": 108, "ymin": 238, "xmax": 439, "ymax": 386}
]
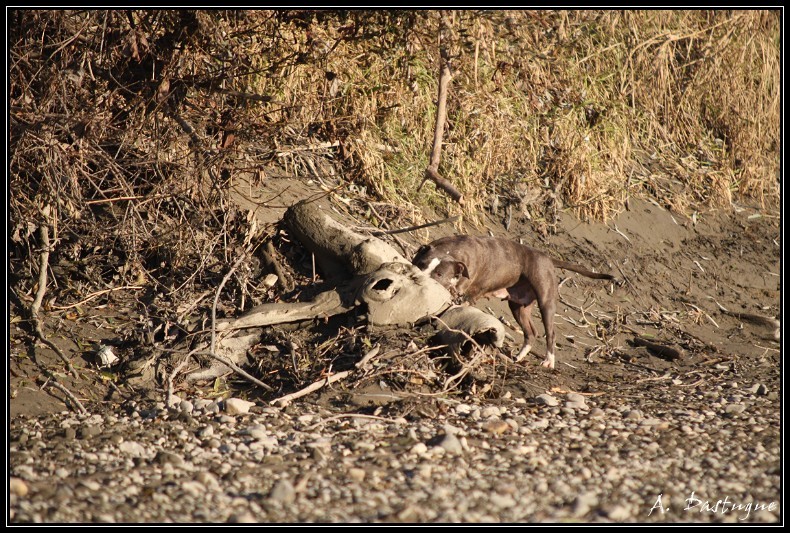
[{"xmin": 8, "ymin": 9, "xmax": 780, "ymax": 398}]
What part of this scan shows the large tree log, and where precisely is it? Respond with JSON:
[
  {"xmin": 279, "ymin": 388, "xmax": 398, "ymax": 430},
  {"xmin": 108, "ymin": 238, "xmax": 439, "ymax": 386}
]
[{"xmin": 284, "ymin": 198, "xmax": 408, "ymax": 279}]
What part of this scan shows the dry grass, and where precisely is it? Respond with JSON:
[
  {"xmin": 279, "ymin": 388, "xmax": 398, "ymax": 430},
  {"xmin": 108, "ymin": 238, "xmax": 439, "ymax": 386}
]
[
  {"xmin": 9, "ymin": 9, "xmax": 780, "ymax": 307},
  {"xmin": 240, "ymin": 10, "xmax": 779, "ymax": 223}
]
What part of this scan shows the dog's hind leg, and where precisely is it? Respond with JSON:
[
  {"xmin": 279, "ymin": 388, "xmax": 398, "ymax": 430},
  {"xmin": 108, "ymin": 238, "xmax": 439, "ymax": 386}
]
[
  {"xmin": 509, "ymin": 300, "xmax": 537, "ymax": 362},
  {"xmin": 536, "ymin": 291, "xmax": 558, "ymax": 369}
]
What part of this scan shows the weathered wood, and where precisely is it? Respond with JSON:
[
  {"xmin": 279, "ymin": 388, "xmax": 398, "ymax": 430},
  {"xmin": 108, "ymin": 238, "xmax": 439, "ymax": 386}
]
[
  {"xmin": 284, "ymin": 198, "xmax": 408, "ymax": 280},
  {"xmin": 419, "ymin": 12, "xmax": 465, "ymax": 206},
  {"xmin": 216, "ymin": 288, "xmax": 354, "ymax": 332}
]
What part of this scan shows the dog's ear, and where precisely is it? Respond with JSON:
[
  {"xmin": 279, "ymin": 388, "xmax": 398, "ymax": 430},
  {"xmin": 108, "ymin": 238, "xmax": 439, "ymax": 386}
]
[
  {"xmin": 412, "ymin": 245, "xmax": 429, "ymax": 262},
  {"xmin": 454, "ymin": 261, "xmax": 470, "ymax": 279}
]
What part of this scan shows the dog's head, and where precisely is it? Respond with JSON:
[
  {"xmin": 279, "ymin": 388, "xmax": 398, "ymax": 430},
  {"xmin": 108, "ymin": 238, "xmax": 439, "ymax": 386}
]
[{"xmin": 412, "ymin": 245, "xmax": 470, "ymax": 293}]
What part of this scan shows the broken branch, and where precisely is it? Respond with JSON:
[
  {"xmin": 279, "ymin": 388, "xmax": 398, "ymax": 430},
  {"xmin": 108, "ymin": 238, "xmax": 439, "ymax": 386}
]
[{"xmin": 418, "ymin": 12, "xmax": 464, "ymax": 206}]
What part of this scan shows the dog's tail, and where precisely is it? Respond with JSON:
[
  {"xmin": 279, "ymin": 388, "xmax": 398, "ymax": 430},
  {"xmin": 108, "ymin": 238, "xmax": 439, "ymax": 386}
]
[{"xmin": 552, "ymin": 259, "xmax": 616, "ymax": 281}]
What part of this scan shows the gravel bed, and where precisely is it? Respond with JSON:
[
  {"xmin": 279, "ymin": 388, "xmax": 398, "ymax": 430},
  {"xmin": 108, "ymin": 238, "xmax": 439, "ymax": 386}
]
[{"xmin": 10, "ymin": 374, "xmax": 780, "ymax": 523}]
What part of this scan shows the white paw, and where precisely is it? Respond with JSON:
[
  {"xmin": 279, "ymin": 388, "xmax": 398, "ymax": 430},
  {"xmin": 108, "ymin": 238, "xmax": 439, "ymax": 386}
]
[
  {"xmin": 541, "ymin": 352, "xmax": 555, "ymax": 369},
  {"xmin": 514, "ymin": 344, "xmax": 532, "ymax": 362}
]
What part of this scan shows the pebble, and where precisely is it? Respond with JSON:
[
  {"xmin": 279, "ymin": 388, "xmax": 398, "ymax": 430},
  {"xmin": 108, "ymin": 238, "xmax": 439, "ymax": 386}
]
[
  {"xmin": 197, "ymin": 425, "xmax": 214, "ymax": 438},
  {"xmin": 155, "ymin": 451, "xmax": 185, "ymax": 467},
  {"xmin": 225, "ymin": 398, "xmax": 256, "ymax": 415},
  {"xmin": 455, "ymin": 404, "xmax": 472, "ymax": 415},
  {"xmin": 10, "ymin": 477, "xmax": 28, "ymax": 497},
  {"xmin": 193, "ymin": 399, "xmax": 213, "ymax": 411},
  {"xmin": 725, "ymin": 404, "xmax": 746, "ymax": 416},
  {"xmin": 410, "ymin": 442, "xmax": 428, "ymax": 455},
  {"xmin": 228, "ymin": 511, "xmax": 257, "ymax": 523},
  {"xmin": 588, "ymin": 408, "xmax": 605, "ymax": 418},
  {"xmin": 180, "ymin": 400, "xmax": 194, "ymax": 414},
  {"xmin": 535, "ymin": 394, "xmax": 559, "ymax": 407},
  {"xmin": 118, "ymin": 441, "xmax": 146, "ymax": 457},
  {"xmin": 348, "ymin": 468, "xmax": 366, "ymax": 482},
  {"xmin": 79, "ymin": 425, "xmax": 102, "ymax": 439},
  {"xmin": 244, "ymin": 425, "xmax": 269, "ymax": 440},
  {"xmin": 572, "ymin": 492, "xmax": 598, "ymax": 517},
  {"xmin": 605, "ymin": 504, "xmax": 632, "ymax": 521},
  {"xmin": 480, "ymin": 406, "xmax": 501, "ymax": 418},
  {"xmin": 530, "ymin": 418, "xmax": 550, "ymax": 430},
  {"xmin": 489, "ymin": 493, "xmax": 516, "ymax": 509},
  {"xmin": 482, "ymin": 420, "xmax": 510, "ymax": 434},
  {"xmin": 566, "ymin": 393, "xmax": 586, "ymax": 404},
  {"xmin": 269, "ymin": 478, "xmax": 296, "ymax": 504},
  {"xmin": 167, "ymin": 395, "xmax": 182, "ymax": 408},
  {"xmin": 436, "ymin": 432, "xmax": 463, "ymax": 454}
]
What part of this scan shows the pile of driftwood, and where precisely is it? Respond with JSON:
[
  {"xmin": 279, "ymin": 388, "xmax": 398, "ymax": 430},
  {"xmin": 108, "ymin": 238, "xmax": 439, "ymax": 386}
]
[{"xmin": 154, "ymin": 197, "xmax": 507, "ymax": 406}]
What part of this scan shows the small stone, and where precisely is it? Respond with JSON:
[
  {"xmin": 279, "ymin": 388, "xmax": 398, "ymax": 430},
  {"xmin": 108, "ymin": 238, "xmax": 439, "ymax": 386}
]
[
  {"xmin": 588, "ymin": 408, "xmax": 605, "ymax": 419},
  {"xmin": 10, "ymin": 477, "xmax": 28, "ymax": 497},
  {"xmin": 228, "ymin": 511, "xmax": 258, "ymax": 523},
  {"xmin": 565, "ymin": 401, "xmax": 588, "ymax": 411},
  {"xmin": 348, "ymin": 468, "xmax": 366, "ymax": 483},
  {"xmin": 205, "ymin": 401, "xmax": 221, "ymax": 414},
  {"xmin": 442, "ymin": 423, "xmax": 462, "ymax": 436},
  {"xmin": 756, "ymin": 384, "xmax": 769, "ymax": 396},
  {"xmin": 79, "ymin": 425, "xmax": 102, "ymax": 439},
  {"xmin": 437, "ymin": 432, "xmax": 463, "ymax": 454},
  {"xmin": 224, "ymin": 398, "xmax": 255, "ymax": 415},
  {"xmin": 155, "ymin": 451, "xmax": 185, "ymax": 467},
  {"xmin": 262, "ymin": 273, "xmax": 279, "ymax": 288},
  {"xmin": 530, "ymin": 418, "xmax": 550, "ymax": 430},
  {"xmin": 118, "ymin": 440, "xmax": 146, "ymax": 457},
  {"xmin": 725, "ymin": 404, "xmax": 746, "ymax": 416},
  {"xmin": 410, "ymin": 442, "xmax": 428, "ymax": 455},
  {"xmin": 512, "ymin": 445, "xmax": 536, "ymax": 456},
  {"xmin": 489, "ymin": 493, "xmax": 516, "ymax": 509},
  {"xmin": 482, "ymin": 420, "xmax": 511, "ymax": 435},
  {"xmin": 196, "ymin": 471, "xmax": 219, "ymax": 488},
  {"xmin": 167, "ymin": 395, "xmax": 182, "ymax": 408},
  {"xmin": 572, "ymin": 492, "xmax": 598, "ymax": 517},
  {"xmin": 180, "ymin": 400, "xmax": 194, "ymax": 414},
  {"xmin": 535, "ymin": 394, "xmax": 558, "ymax": 407},
  {"xmin": 605, "ymin": 504, "xmax": 631, "ymax": 521},
  {"xmin": 455, "ymin": 403, "xmax": 472, "ymax": 415},
  {"xmin": 566, "ymin": 393, "xmax": 586, "ymax": 404},
  {"xmin": 55, "ymin": 468, "xmax": 69, "ymax": 479},
  {"xmin": 245, "ymin": 425, "xmax": 269, "ymax": 440},
  {"xmin": 269, "ymin": 478, "xmax": 296, "ymax": 504},
  {"xmin": 80, "ymin": 480, "xmax": 101, "ymax": 491},
  {"xmin": 197, "ymin": 425, "xmax": 214, "ymax": 438},
  {"xmin": 480, "ymin": 405, "xmax": 501, "ymax": 419},
  {"xmin": 624, "ymin": 410, "xmax": 643, "ymax": 420},
  {"xmin": 63, "ymin": 427, "xmax": 77, "ymax": 440},
  {"xmin": 206, "ymin": 438, "xmax": 221, "ymax": 449}
]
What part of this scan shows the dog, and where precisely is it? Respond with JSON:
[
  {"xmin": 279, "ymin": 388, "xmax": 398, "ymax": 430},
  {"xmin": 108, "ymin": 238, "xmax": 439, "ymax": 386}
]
[{"xmin": 412, "ymin": 235, "xmax": 616, "ymax": 369}]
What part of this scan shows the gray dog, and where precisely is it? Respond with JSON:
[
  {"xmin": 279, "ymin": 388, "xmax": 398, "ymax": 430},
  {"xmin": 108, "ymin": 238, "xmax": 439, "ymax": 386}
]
[{"xmin": 413, "ymin": 236, "xmax": 616, "ymax": 369}]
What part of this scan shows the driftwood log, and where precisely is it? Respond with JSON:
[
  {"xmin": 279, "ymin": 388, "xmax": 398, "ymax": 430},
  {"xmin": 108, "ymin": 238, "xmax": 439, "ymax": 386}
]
[{"xmin": 180, "ymin": 198, "xmax": 508, "ymax": 384}]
